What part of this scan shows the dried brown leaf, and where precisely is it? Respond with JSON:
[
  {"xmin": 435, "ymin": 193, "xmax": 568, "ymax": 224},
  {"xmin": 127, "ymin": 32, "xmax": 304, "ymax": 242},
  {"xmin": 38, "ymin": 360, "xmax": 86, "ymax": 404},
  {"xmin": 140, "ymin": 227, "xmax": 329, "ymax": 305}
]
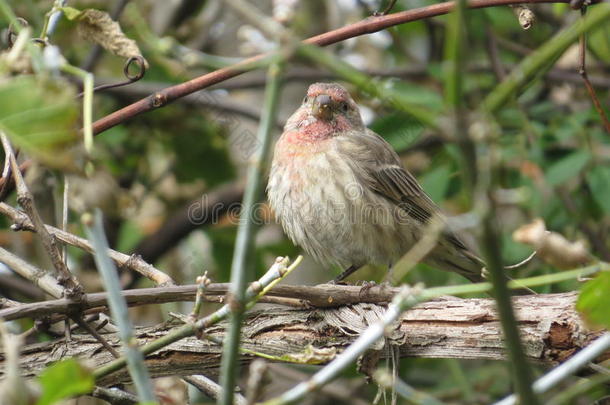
[
  {"xmin": 76, "ymin": 9, "xmax": 149, "ymax": 68},
  {"xmin": 513, "ymin": 218, "xmax": 591, "ymax": 269}
]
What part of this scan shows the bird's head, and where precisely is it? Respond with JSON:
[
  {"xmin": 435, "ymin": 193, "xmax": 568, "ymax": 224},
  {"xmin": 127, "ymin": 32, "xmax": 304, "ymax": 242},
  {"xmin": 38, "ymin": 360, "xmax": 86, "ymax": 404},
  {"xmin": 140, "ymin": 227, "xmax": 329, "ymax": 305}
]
[
  {"xmin": 304, "ymin": 83, "xmax": 363, "ymax": 127},
  {"xmin": 284, "ymin": 83, "xmax": 365, "ymax": 141}
]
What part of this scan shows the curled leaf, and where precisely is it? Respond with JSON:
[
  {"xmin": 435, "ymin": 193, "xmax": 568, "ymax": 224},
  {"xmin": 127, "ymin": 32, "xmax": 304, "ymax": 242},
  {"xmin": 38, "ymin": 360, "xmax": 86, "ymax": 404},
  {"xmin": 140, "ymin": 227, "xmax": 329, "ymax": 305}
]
[
  {"xmin": 513, "ymin": 218, "xmax": 591, "ymax": 269},
  {"xmin": 74, "ymin": 9, "xmax": 149, "ymax": 68}
]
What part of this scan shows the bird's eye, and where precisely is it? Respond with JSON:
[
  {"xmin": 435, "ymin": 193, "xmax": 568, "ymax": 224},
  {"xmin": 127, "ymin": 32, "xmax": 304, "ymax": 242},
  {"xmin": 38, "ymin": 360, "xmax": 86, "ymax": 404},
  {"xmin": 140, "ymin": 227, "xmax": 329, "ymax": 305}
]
[
  {"xmin": 303, "ymin": 96, "xmax": 309, "ymax": 104},
  {"xmin": 341, "ymin": 102, "xmax": 349, "ymax": 112}
]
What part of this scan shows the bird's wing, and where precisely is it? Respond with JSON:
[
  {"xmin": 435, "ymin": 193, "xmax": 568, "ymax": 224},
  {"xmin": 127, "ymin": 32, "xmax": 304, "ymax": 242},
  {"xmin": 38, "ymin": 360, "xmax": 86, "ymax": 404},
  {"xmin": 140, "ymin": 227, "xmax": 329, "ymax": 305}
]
[
  {"xmin": 338, "ymin": 129, "xmax": 470, "ymax": 251},
  {"xmin": 339, "ymin": 129, "xmax": 440, "ymax": 221}
]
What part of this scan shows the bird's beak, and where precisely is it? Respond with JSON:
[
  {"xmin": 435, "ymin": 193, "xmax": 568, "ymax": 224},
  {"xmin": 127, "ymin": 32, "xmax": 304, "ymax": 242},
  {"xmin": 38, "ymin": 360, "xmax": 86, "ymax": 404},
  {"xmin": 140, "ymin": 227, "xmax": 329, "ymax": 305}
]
[{"xmin": 312, "ymin": 94, "xmax": 333, "ymax": 121}]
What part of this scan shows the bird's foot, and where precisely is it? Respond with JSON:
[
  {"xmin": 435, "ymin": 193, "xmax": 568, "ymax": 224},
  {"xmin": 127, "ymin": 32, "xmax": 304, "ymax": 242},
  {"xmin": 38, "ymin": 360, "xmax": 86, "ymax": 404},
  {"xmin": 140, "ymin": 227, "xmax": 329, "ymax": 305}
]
[{"xmin": 358, "ymin": 280, "xmax": 378, "ymax": 296}]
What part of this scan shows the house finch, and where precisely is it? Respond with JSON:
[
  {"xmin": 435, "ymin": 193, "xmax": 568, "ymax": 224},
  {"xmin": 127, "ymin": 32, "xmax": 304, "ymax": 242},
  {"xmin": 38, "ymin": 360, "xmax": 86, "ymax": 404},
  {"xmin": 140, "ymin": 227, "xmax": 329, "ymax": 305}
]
[{"xmin": 267, "ymin": 82, "xmax": 488, "ymax": 284}]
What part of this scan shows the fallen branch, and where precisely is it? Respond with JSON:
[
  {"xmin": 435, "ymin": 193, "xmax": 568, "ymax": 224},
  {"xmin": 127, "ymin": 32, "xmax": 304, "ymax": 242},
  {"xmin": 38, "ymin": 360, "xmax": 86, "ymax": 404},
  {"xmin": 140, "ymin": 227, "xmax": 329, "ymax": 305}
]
[{"xmin": 1, "ymin": 292, "xmax": 603, "ymax": 387}]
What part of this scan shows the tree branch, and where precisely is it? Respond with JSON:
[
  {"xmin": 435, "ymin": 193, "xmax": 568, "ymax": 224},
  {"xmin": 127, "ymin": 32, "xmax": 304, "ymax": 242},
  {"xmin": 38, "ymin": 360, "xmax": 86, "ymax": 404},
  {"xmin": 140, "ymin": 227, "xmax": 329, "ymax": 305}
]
[
  {"xmin": 0, "ymin": 202, "xmax": 174, "ymax": 286},
  {"xmin": 2, "ymin": 262, "xmax": 604, "ymax": 322},
  {"xmin": 90, "ymin": 0, "xmax": 589, "ymax": 136}
]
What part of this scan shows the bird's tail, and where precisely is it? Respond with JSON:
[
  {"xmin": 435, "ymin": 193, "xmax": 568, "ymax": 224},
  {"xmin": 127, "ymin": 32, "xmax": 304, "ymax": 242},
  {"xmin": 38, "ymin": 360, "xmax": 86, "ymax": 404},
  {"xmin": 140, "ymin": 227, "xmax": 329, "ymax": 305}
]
[{"xmin": 425, "ymin": 241, "xmax": 535, "ymax": 295}]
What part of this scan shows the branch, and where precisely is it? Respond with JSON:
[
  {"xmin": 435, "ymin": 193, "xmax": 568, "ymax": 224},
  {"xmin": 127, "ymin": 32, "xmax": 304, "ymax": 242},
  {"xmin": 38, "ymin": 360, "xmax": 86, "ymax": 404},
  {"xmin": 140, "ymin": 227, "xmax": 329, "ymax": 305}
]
[
  {"xmin": 1, "ymin": 134, "xmax": 82, "ymax": 297},
  {"xmin": 98, "ymin": 80, "xmax": 284, "ymax": 129},
  {"xmin": 0, "ymin": 247, "xmax": 64, "ymax": 299},
  {"xmin": 90, "ymin": 0, "xmax": 587, "ymax": 136},
  {"xmin": 0, "ymin": 202, "xmax": 174, "ymax": 286},
  {"xmin": 1, "ymin": 263, "xmax": 603, "ymax": 322},
  {"xmin": 2, "ymin": 293, "xmax": 603, "ymax": 387}
]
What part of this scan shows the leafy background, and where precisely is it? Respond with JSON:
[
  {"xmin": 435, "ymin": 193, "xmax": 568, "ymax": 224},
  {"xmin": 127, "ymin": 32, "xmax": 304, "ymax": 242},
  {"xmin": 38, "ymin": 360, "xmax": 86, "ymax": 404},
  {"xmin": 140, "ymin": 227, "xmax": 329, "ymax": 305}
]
[{"xmin": 1, "ymin": 0, "xmax": 609, "ymax": 404}]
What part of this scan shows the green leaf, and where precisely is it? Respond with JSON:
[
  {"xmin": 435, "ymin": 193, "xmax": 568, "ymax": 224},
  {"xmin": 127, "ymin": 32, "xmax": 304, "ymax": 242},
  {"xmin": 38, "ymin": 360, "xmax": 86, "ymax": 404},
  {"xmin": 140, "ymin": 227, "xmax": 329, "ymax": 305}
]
[
  {"xmin": 35, "ymin": 359, "xmax": 94, "ymax": 405},
  {"xmin": 0, "ymin": 76, "xmax": 79, "ymax": 170},
  {"xmin": 545, "ymin": 151, "xmax": 590, "ymax": 186},
  {"xmin": 586, "ymin": 166, "xmax": 610, "ymax": 215},
  {"xmin": 60, "ymin": 6, "xmax": 83, "ymax": 20},
  {"xmin": 576, "ymin": 271, "xmax": 610, "ymax": 330}
]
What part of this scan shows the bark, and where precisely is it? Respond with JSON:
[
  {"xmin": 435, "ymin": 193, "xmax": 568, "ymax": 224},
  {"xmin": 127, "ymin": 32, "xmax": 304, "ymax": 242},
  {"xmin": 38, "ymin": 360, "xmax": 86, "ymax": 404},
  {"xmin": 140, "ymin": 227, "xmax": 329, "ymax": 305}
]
[{"xmin": 1, "ymin": 292, "xmax": 604, "ymax": 386}]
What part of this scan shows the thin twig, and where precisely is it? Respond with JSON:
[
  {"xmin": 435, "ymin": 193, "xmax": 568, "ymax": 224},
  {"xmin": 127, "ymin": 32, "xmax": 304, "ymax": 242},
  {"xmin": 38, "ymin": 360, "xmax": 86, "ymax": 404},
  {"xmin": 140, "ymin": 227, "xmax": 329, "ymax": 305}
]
[
  {"xmin": 203, "ymin": 65, "xmax": 609, "ymax": 90},
  {"xmin": 0, "ymin": 160, "xmax": 31, "ymax": 203},
  {"xmin": 577, "ymin": 7, "xmax": 610, "ymax": 134},
  {"xmin": 375, "ymin": 0, "xmax": 399, "ymax": 15},
  {"xmin": 0, "ymin": 262, "xmax": 604, "ymax": 322},
  {"xmin": 0, "ymin": 246, "xmax": 65, "ymax": 299},
  {"xmin": 0, "ymin": 202, "xmax": 174, "ymax": 286},
  {"xmin": 0, "ymin": 134, "xmax": 82, "ymax": 297},
  {"xmin": 90, "ymin": 0, "xmax": 592, "ymax": 136},
  {"xmin": 188, "ymin": 271, "xmax": 211, "ymax": 321},
  {"xmin": 61, "ymin": 177, "xmax": 69, "ymax": 262},
  {"xmin": 183, "ymin": 375, "xmax": 247, "ymax": 405},
  {"xmin": 71, "ymin": 315, "xmax": 121, "ymax": 358}
]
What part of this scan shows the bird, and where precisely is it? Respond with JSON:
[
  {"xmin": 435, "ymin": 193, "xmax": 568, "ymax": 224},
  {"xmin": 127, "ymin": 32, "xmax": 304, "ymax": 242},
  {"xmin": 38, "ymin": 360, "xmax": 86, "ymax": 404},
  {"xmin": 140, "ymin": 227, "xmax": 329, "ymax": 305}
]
[{"xmin": 267, "ymin": 82, "xmax": 497, "ymax": 285}]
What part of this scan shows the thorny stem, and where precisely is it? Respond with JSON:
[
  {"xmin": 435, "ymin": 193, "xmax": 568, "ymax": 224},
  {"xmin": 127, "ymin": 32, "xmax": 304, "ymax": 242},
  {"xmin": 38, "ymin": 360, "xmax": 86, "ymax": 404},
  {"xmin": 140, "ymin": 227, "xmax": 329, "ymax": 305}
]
[
  {"xmin": 449, "ymin": 1, "xmax": 538, "ymax": 403},
  {"xmin": 218, "ymin": 59, "xmax": 285, "ymax": 405}
]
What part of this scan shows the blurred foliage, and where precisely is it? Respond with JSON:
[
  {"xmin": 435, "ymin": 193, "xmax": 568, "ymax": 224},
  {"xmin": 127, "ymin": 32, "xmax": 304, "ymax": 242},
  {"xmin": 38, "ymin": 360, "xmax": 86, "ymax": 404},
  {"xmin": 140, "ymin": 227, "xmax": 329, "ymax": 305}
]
[
  {"xmin": 35, "ymin": 358, "xmax": 94, "ymax": 405},
  {"xmin": 0, "ymin": 76, "xmax": 80, "ymax": 170},
  {"xmin": 577, "ymin": 270, "xmax": 610, "ymax": 330},
  {"xmin": 1, "ymin": 0, "xmax": 610, "ymax": 404}
]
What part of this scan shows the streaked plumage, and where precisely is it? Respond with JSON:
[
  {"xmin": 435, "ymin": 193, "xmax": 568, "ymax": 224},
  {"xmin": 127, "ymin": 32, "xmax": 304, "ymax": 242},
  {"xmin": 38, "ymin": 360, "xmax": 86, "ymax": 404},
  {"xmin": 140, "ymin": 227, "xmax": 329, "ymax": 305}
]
[{"xmin": 267, "ymin": 83, "xmax": 486, "ymax": 283}]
